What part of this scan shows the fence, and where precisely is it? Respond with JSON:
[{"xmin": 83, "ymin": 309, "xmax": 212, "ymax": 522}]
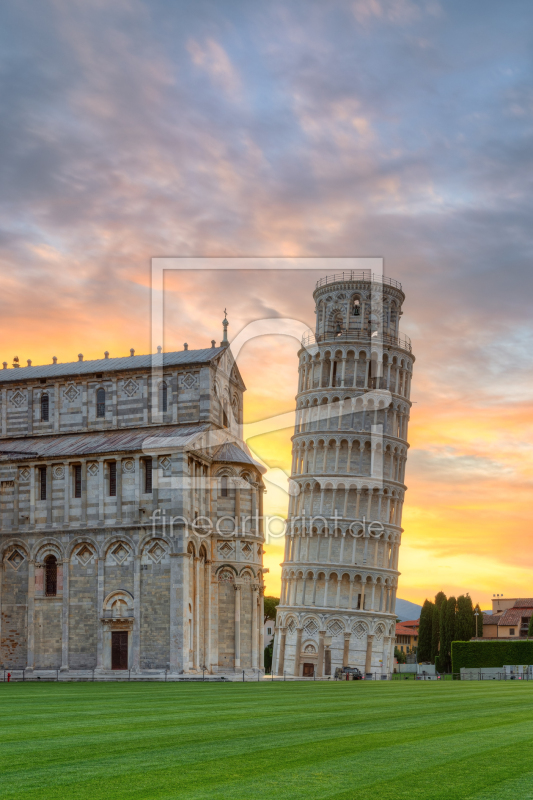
[{"xmin": 3, "ymin": 669, "xmax": 532, "ymax": 683}]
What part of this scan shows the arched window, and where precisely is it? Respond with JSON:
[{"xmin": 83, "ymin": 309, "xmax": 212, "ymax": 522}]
[
  {"xmin": 45, "ymin": 555, "xmax": 57, "ymax": 597},
  {"xmin": 40, "ymin": 393, "xmax": 49, "ymax": 422},
  {"xmin": 96, "ymin": 388, "xmax": 105, "ymax": 418},
  {"xmin": 352, "ymin": 297, "xmax": 361, "ymax": 316},
  {"xmin": 222, "ymin": 402, "xmax": 228, "ymax": 428},
  {"xmin": 221, "ymin": 476, "xmax": 228, "ymax": 497},
  {"xmin": 160, "ymin": 382, "xmax": 168, "ymax": 413}
]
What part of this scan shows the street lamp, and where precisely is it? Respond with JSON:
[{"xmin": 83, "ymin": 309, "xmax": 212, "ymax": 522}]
[{"xmin": 474, "ymin": 608, "xmax": 480, "ymax": 638}]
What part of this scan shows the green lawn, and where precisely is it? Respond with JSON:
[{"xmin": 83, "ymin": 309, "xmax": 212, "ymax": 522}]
[{"xmin": 2, "ymin": 681, "xmax": 533, "ymax": 799}]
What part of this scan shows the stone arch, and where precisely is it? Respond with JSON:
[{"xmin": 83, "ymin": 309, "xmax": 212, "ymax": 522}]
[
  {"xmin": 103, "ymin": 590, "xmax": 134, "ymax": 617},
  {"xmin": 67, "ymin": 536, "xmax": 99, "ymax": 560},
  {"xmin": 103, "ymin": 534, "xmax": 136, "ymax": 559},
  {"xmin": 1, "ymin": 538, "xmax": 30, "ymax": 559},
  {"xmin": 33, "ymin": 539, "xmax": 64, "ymax": 563},
  {"xmin": 216, "ymin": 565, "xmax": 237, "ymax": 580},
  {"xmin": 69, "ymin": 540, "xmax": 98, "ymax": 565}
]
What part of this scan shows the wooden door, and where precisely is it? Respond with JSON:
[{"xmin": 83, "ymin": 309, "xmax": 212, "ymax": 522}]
[
  {"xmin": 303, "ymin": 663, "xmax": 314, "ymax": 677},
  {"xmin": 111, "ymin": 631, "xmax": 128, "ymax": 670}
]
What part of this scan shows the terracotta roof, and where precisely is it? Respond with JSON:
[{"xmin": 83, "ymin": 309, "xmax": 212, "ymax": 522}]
[
  {"xmin": 498, "ymin": 608, "xmax": 533, "ymax": 626},
  {"xmin": 512, "ymin": 599, "xmax": 533, "ymax": 608},
  {"xmin": 401, "ymin": 619, "xmax": 419, "ymax": 628},
  {"xmin": 395, "ymin": 624, "xmax": 415, "ymax": 636},
  {"xmin": 483, "ymin": 613, "xmax": 500, "ymax": 624}
]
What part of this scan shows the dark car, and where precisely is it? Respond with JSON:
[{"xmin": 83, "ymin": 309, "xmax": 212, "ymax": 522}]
[{"xmin": 334, "ymin": 666, "xmax": 363, "ymax": 680}]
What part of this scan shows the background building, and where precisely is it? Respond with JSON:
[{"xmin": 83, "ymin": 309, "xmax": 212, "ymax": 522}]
[
  {"xmin": 0, "ymin": 339, "xmax": 266, "ymax": 674},
  {"xmin": 274, "ymin": 270, "xmax": 414, "ymax": 677},
  {"xmin": 481, "ymin": 598, "xmax": 533, "ymax": 640}
]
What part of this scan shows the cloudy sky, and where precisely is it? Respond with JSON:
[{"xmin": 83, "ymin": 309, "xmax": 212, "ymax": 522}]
[{"xmin": 1, "ymin": 0, "xmax": 532, "ymax": 604}]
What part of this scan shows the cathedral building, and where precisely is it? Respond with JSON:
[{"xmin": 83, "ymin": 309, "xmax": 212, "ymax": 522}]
[
  {"xmin": 0, "ymin": 330, "xmax": 266, "ymax": 674},
  {"xmin": 274, "ymin": 270, "xmax": 414, "ymax": 677}
]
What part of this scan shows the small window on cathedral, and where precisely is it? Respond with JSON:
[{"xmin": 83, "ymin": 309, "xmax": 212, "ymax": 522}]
[
  {"xmin": 39, "ymin": 467, "xmax": 47, "ymax": 500},
  {"xmin": 160, "ymin": 382, "xmax": 168, "ymax": 413},
  {"xmin": 222, "ymin": 409, "xmax": 228, "ymax": 428},
  {"xmin": 41, "ymin": 393, "xmax": 49, "ymax": 421},
  {"xmin": 221, "ymin": 476, "xmax": 228, "ymax": 497},
  {"xmin": 45, "ymin": 555, "xmax": 57, "ymax": 596},
  {"xmin": 74, "ymin": 464, "xmax": 82, "ymax": 498},
  {"xmin": 109, "ymin": 462, "xmax": 117, "ymax": 497},
  {"xmin": 144, "ymin": 459, "xmax": 153, "ymax": 493},
  {"xmin": 96, "ymin": 388, "xmax": 105, "ymax": 418}
]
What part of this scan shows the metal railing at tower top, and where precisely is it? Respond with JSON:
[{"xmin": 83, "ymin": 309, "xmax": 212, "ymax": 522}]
[
  {"xmin": 301, "ymin": 329, "xmax": 412, "ymax": 352},
  {"xmin": 315, "ymin": 271, "xmax": 403, "ymax": 291}
]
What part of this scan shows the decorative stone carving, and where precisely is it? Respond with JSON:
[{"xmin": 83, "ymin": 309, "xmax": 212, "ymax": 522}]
[
  {"xmin": 87, "ymin": 462, "xmax": 99, "ymax": 477},
  {"xmin": 122, "ymin": 379, "xmax": 139, "ymax": 398},
  {"xmin": 76, "ymin": 545, "xmax": 94, "ymax": 565},
  {"xmin": 147, "ymin": 541, "xmax": 166, "ymax": 564},
  {"xmin": 327, "ymin": 620, "xmax": 344, "ymax": 636},
  {"xmin": 180, "ymin": 373, "xmax": 198, "ymax": 390},
  {"xmin": 64, "ymin": 384, "xmax": 80, "ymax": 403},
  {"xmin": 7, "ymin": 550, "xmax": 24, "ymax": 570},
  {"xmin": 218, "ymin": 541, "xmax": 234, "ymax": 558},
  {"xmin": 110, "ymin": 543, "xmax": 129, "ymax": 565},
  {"xmin": 122, "ymin": 459, "xmax": 134, "ymax": 473},
  {"xmin": 53, "ymin": 466, "xmax": 65, "ymax": 479},
  {"xmin": 19, "ymin": 467, "xmax": 30, "ymax": 481},
  {"xmin": 101, "ymin": 618, "xmax": 134, "ymax": 630},
  {"xmin": 353, "ymin": 621, "xmax": 367, "ymax": 638},
  {"xmin": 10, "ymin": 390, "xmax": 25, "ymax": 408}
]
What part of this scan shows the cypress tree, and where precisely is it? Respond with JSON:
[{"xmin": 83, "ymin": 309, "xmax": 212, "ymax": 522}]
[
  {"xmin": 528, "ymin": 615, "xmax": 533, "ymax": 638},
  {"xmin": 432, "ymin": 591, "xmax": 447, "ymax": 662},
  {"xmin": 443, "ymin": 596, "xmax": 457, "ymax": 672},
  {"xmin": 456, "ymin": 595, "xmax": 475, "ymax": 641},
  {"xmin": 431, "ymin": 603, "xmax": 440, "ymax": 663},
  {"xmin": 417, "ymin": 599, "xmax": 434, "ymax": 662},
  {"xmin": 474, "ymin": 604, "xmax": 484, "ymax": 637}
]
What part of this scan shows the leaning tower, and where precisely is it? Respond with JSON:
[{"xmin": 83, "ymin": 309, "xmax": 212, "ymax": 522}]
[{"xmin": 273, "ymin": 270, "xmax": 414, "ymax": 678}]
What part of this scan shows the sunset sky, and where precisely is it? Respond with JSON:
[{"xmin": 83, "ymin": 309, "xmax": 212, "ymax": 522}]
[{"xmin": 1, "ymin": 0, "xmax": 532, "ymax": 606}]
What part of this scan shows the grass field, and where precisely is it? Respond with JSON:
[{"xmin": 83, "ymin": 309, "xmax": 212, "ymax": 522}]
[{"xmin": 2, "ymin": 682, "xmax": 533, "ymax": 800}]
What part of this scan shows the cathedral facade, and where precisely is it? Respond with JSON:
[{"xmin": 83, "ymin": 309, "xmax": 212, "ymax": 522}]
[
  {"xmin": 274, "ymin": 270, "xmax": 414, "ymax": 677},
  {"xmin": 0, "ymin": 338, "xmax": 266, "ymax": 674}
]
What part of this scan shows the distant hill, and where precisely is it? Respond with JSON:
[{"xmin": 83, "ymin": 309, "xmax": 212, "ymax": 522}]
[{"xmin": 395, "ymin": 598, "xmax": 422, "ymax": 621}]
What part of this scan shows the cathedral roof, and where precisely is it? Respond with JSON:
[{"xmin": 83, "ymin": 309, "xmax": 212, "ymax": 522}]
[
  {"xmin": 0, "ymin": 348, "xmax": 226, "ymax": 383},
  {"xmin": 0, "ymin": 423, "xmax": 211, "ymax": 460},
  {"xmin": 210, "ymin": 441, "xmax": 266, "ymax": 474}
]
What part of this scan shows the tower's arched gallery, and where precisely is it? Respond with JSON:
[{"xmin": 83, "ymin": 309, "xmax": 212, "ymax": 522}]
[
  {"xmin": 0, "ymin": 336, "xmax": 266, "ymax": 674},
  {"xmin": 274, "ymin": 270, "xmax": 414, "ymax": 677}
]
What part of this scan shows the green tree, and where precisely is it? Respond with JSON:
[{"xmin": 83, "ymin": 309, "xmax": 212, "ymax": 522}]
[
  {"xmin": 436, "ymin": 596, "xmax": 456, "ymax": 672},
  {"xmin": 456, "ymin": 595, "xmax": 475, "ymax": 641},
  {"xmin": 263, "ymin": 596, "xmax": 279, "ymax": 625},
  {"xmin": 474, "ymin": 604, "xmax": 484, "ymax": 637},
  {"xmin": 264, "ymin": 638, "xmax": 274, "ymax": 673},
  {"xmin": 528, "ymin": 615, "xmax": 533, "ymax": 638},
  {"xmin": 394, "ymin": 646, "xmax": 406, "ymax": 664},
  {"xmin": 417, "ymin": 599, "xmax": 434, "ymax": 662},
  {"xmin": 431, "ymin": 592, "xmax": 447, "ymax": 663}
]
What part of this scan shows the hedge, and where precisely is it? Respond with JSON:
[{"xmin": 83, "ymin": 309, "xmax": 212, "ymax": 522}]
[{"xmin": 451, "ymin": 640, "xmax": 533, "ymax": 673}]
